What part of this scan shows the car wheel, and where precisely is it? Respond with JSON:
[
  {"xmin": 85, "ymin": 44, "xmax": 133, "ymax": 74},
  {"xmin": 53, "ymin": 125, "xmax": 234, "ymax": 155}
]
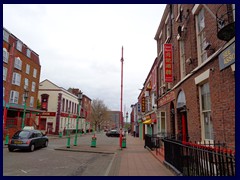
[
  {"xmin": 29, "ymin": 144, "xmax": 35, "ymax": 152},
  {"xmin": 8, "ymin": 147, "xmax": 14, "ymax": 152},
  {"xmin": 44, "ymin": 140, "xmax": 48, "ymax": 147}
]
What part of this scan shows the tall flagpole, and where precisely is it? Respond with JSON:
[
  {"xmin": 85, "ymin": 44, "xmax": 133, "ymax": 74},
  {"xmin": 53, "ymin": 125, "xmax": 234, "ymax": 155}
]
[{"xmin": 120, "ymin": 46, "xmax": 124, "ymax": 149}]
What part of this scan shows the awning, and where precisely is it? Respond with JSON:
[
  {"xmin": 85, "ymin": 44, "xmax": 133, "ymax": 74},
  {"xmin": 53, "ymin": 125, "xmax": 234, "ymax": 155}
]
[
  {"xmin": 3, "ymin": 102, "xmax": 45, "ymax": 113},
  {"xmin": 143, "ymin": 119, "xmax": 152, "ymax": 124}
]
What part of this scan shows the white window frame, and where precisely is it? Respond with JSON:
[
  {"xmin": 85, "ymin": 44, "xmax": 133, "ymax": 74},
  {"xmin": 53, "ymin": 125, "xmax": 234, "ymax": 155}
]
[
  {"xmin": 158, "ymin": 31, "xmax": 163, "ymax": 56},
  {"xmin": 14, "ymin": 57, "xmax": 22, "ymax": 70},
  {"xmin": 179, "ymin": 40, "xmax": 186, "ymax": 79},
  {"xmin": 30, "ymin": 96, "xmax": 34, "ymax": 107},
  {"xmin": 193, "ymin": 6, "xmax": 208, "ymax": 64},
  {"xmin": 194, "ymin": 69, "xmax": 213, "ymax": 142},
  {"xmin": 12, "ymin": 72, "xmax": 21, "ymax": 86},
  {"xmin": 3, "ymin": 87, "xmax": 5, "ymax": 98},
  {"xmin": 26, "ymin": 49, "xmax": 31, "ymax": 58},
  {"xmin": 9, "ymin": 90, "xmax": 19, "ymax": 104},
  {"xmin": 157, "ymin": 111, "xmax": 166, "ymax": 134},
  {"xmin": 33, "ymin": 68, "xmax": 37, "ymax": 78},
  {"xmin": 16, "ymin": 40, "xmax": 23, "ymax": 52},
  {"xmin": 199, "ymin": 82, "xmax": 213, "ymax": 141},
  {"xmin": 26, "ymin": 64, "xmax": 30, "ymax": 74},
  {"xmin": 165, "ymin": 13, "xmax": 170, "ymax": 41},
  {"xmin": 158, "ymin": 62, "xmax": 165, "ymax": 96},
  {"xmin": 31, "ymin": 81, "xmax": 36, "ymax": 92},
  {"xmin": 3, "ymin": 67, "xmax": 7, "ymax": 81},
  {"xmin": 3, "ymin": 30, "xmax": 9, "ymax": 42},
  {"xmin": 24, "ymin": 78, "xmax": 29, "ymax": 89},
  {"xmin": 3, "ymin": 48, "xmax": 9, "ymax": 63}
]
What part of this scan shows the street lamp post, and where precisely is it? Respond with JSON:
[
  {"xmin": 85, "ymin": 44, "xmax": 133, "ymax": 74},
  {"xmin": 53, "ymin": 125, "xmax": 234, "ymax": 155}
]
[
  {"xmin": 66, "ymin": 108, "xmax": 71, "ymax": 148},
  {"xmin": 21, "ymin": 89, "xmax": 29, "ymax": 129},
  {"xmin": 120, "ymin": 46, "xmax": 124, "ymax": 149},
  {"xmin": 74, "ymin": 91, "xmax": 83, "ymax": 146},
  {"xmin": 126, "ymin": 112, "xmax": 128, "ymax": 133}
]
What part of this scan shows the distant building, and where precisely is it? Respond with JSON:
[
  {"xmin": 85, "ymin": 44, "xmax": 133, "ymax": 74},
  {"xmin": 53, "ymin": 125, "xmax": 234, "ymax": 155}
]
[
  {"xmin": 3, "ymin": 27, "xmax": 42, "ymax": 138},
  {"xmin": 37, "ymin": 79, "xmax": 90, "ymax": 135},
  {"xmin": 107, "ymin": 111, "xmax": 121, "ymax": 130},
  {"xmin": 68, "ymin": 88, "xmax": 92, "ymax": 131}
]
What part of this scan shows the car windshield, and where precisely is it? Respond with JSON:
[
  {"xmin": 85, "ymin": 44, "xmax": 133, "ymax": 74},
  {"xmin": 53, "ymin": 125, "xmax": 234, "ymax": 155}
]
[{"xmin": 13, "ymin": 131, "xmax": 31, "ymax": 139}]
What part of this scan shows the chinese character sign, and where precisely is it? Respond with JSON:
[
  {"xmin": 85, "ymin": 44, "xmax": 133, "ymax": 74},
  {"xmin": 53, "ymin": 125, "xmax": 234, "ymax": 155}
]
[
  {"xmin": 141, "ymin": 97, "xmax": 145, "ymax": 112},
  {"xmin": 163, "ymin": 44, "xmax": 173, "ymax": 82}
]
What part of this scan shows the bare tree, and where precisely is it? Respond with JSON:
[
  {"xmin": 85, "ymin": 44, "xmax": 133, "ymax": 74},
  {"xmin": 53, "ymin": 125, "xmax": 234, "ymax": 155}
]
[{"xmin": 90, "ymin": 99, "xmax": 110, "ymax": 132}]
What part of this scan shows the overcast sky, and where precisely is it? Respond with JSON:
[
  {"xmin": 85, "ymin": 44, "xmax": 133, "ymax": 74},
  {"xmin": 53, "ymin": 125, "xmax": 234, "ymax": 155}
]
[{"xmin": 3, "ymin": 4, "xmax": 165, "ymax": 116}]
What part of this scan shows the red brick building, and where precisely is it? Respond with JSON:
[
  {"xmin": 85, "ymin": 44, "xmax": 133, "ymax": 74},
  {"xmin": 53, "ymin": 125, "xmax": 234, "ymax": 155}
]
[
  {"xmin": 3, "ymin": 27, "xmax": 42, "ymax": 139},
  {"xmin": 137, "ymin": 4, "xmax": 235, "ymax": 151}
]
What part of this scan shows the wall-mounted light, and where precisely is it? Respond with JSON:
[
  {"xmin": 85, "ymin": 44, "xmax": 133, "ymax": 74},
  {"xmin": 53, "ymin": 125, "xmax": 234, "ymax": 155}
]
[{"xmin": 186, "ymin": 57, "xmax": 192, "ymax": 65}]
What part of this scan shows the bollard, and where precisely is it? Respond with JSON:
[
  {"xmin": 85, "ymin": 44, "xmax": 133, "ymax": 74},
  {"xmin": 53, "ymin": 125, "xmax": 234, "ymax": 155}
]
[
  {"xmin": 122, "ymin": 137, "xmax": 126, "ymax": 148},
  {"xmin": 59, "ymin": 131, "xmax": 63, "ymax": 138},
  {"xmin": 91, "ymin": 136, "xmax": 97, "ymax": 147},
  {"xmin": 4, "ymin": 133, "xmax": 9, "ymax": 145}
]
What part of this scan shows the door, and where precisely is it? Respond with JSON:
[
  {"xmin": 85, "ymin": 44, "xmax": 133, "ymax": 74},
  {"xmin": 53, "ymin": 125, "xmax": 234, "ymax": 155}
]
[
  {"xmin": 47, "ymin": 122, "xmax": 53, "ymax": 134},
  {"xmin": 39, "ymin": 118, "xmax": 46, "ymax": 130},
  {"xmin": 181, "ymin": 111, "xmax": 188, "ymax": 142}
]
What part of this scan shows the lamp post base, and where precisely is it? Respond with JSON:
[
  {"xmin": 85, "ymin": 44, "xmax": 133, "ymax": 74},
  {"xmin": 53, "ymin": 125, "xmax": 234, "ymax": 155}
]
[
  {"xmin": 74, "ymin": 134, "xmax": 78, "ymax": 146},
  {"xmin": 66, "ymin": 136, "xmax": 71, "ymax": 148},
  {"xmin": 59, "ymin": 132, "xmax": 63, "ymax": 138}
]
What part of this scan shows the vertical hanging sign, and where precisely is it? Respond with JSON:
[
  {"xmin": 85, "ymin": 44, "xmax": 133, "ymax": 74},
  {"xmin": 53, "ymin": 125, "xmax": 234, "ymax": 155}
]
[{"xmin": 163, "ymin": 44, "xmax": 173, "ymax": 82}]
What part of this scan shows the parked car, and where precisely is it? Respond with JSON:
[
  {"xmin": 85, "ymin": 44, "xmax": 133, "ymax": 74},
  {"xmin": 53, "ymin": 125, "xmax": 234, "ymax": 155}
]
[
  {"xmin": 106, "ymin": 129, "xmax": 120, "ymax": 137},
  {"xmin": 8, "ymin": 129, "xmax": 48, "ymax": 152}
]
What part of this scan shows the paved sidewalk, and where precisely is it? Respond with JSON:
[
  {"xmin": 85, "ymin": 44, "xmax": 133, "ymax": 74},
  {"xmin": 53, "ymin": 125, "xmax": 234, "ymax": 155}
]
[
  {"xmin": 54, "ymin": 133, "xmax": 175, "ymax": 176},
  {"xmin": 113, "ymin": 135, "xmax": 175, "ymax": 176}
]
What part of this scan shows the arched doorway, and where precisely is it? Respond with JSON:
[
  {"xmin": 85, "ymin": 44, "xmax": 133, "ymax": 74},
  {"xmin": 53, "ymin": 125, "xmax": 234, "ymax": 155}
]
[{"xmin": 177, "ymin": 90, "xmax": 189, "ymax": 142}]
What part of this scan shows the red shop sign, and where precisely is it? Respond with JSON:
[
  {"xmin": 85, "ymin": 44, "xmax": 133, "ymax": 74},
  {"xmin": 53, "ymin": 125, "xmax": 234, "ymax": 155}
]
[{"xmin": 163, "ymin": 44, "xmax": 173, "ymax": 82}]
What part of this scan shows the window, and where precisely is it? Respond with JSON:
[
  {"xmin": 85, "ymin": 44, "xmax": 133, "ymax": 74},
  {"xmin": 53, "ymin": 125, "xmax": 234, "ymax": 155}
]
[
  {"xmin": 3, "ymin": 48, "xmax": 9, "ymax": 63},
  {"xmin": 26, "ymin": 64, "xmax": 30, "ymax": 74},
  {"xmin": 31, "ymin": 82, "xmax": 36, "ymax": 92},
  {"xmin": 176, "ymin": 4, "xmax": 183, "ymax": 22},
  {"xmin": 3, "ymin": 87, "xmax": 5, "ymax": 98},
  {"xmin": 165, "ymin": 13, "xmax": 170, "ymax": 41},
  {"xmin": 66, "ymin": 100, "xmax": 68, "ymax": 112},
  {"xmin": 16, "ymin": 40, "xmax": 23, "ymax": 52},
  {"xmin": 26, "ymin": 49, "xmax": 31, "ymax": 58},
  {"xmin": 158, "ymin": 31, "xmax": 163, "ymax": 56},
  {"xmin": 12, "ymin": 72, "xmax": 21, "ymax": 86},
  {"xmin": 14, "ymin": 57, "xmax": 22, "ymax": 70},
  {"xmin": 3, "ymin": 30, "xmax": 9, "ymax": 42},
  {"xmin": 200, "ymin": 82, "xmax": 213, "ymax": 140},
  {"xmin": 158, "ymin": 111, "xmax": 166, "ymax": 133},
  {"xmin": 196, "ymin": 8, "xmax": 207, "ymax": 63},
  {"xmin": 33, "ymin": 68, "xmax": 37, "ymax": 78},
  {"xmin": 3, "ymin": 67, "xmax": 7, "ymax": 81},
  {"xmin": 9, "ymin": 90, "xmax": 19, "ymax": 103},
  {"xmin": 179, "ymin": 40, "xmax": 186, "ymax": 79},
  {"xmin": 158, "ymin": 62, "xmax": 165, "ymax": 96},
  {"xmin": 24, "ymin": 78, "xmax": 29, "ymax": 89},
  {"xmin": 62, "ymin": 98, "xmax": 65, "ymax": 112},
  {"xmin": 30, "ymin": 96, "xmax": 34, "ymax": 107}
]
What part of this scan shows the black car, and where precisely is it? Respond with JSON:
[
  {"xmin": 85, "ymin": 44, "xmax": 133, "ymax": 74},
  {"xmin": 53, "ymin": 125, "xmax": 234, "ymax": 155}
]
[
  {"xmin": 8, "ymin": 129, "xmax": 48, "ymax": 152},
  {"xmin": 106, "ymin": 130, "xmax": 120, "ymax": 137}
]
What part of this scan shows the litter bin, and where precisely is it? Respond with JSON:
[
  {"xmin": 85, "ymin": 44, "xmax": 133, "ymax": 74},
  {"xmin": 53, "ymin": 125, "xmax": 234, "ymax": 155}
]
[
  {"xmin": 122, "ymin": 137, "xmax": 126, "ymax": 148},
  {"xmin": 91, "ymin": 136, "xmax": 97, "ymax": 147}
]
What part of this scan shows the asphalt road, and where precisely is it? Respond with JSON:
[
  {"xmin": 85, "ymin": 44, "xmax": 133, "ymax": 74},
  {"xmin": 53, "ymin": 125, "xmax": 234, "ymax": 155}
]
[{"xmin": 3, "ymin": 133, "xmax": 119, "ymax": 176}]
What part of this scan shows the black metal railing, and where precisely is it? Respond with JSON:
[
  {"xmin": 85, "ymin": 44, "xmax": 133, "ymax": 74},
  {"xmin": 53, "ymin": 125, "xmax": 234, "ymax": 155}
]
[
  {"xmin": 144, "ymin": 134, "xmax": 166, "ymax": 150},
  {"xmin": 162, "ymin": 138, "xmax": 235, "ymax": 176}
]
